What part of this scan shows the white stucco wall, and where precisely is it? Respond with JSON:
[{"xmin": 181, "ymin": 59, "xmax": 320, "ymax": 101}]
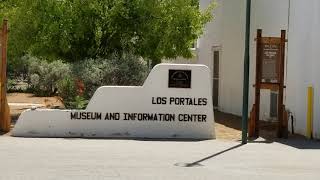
[
  {"xmin": 218, "ymin": 0, "xmax": 246, "ymax": 115},
  {"xmin": 218, "ymin": 0, "xmax": 320, "ymax": 138},
  {"xmin": 198, "ymin": 0, "xmax": 223, "ymax": 67},
  {"xmin": 171, "ymin": 0, "xmax": 320, "ymax": 139},
  {"xmin": 286, "ymin": 0, "xmax": 320, "ymax": 138},
  {"xmin": 205, "ymin": 0, "xmax": 290, "ymax": 118},
  {"xmin": 197, "ymin": 0, "xmax": 246, "ymax": 115},
  {"xmin": 249, "ymin": 0, "xmax": 289, "ymax": 120},
  {"xmin": 197, "ymin": 0, "xmax": 290, "ymax": 118}
]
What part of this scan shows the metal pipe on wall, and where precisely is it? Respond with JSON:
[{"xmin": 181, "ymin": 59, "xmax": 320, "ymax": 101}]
[{"xmin": 306, "ymin": 86, "xmax": 314, "ymax": 139}]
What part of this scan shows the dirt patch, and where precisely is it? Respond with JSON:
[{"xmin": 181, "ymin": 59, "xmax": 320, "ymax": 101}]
[
  {"xmin": 8, "ymin": 93, "xmax": 65, "ymax": 122},
  {"xmin": 214, "ymin": 111, "xmax": 242, "ymax": 141},
  {"xmin": 214, "ymin": 110, "xmax": 307, "ymax": 141},
  {"xmin": 8, "ymin": 93, "xmax": 64, "ymax": 105}
]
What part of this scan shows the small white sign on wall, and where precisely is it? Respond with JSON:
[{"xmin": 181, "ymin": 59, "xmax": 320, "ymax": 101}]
[{"xmin": 12, "ymin": 64, "xmax": 215, "ymax": 139}]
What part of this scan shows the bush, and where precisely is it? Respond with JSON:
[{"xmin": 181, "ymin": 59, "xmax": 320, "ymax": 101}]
[
  {"xmin": 67, "ymin": 96, "xmax": 89, "ymax": 109},
  {"xmin": 56, "ymin": 76, "xmax": 77, "ymax": 102},
  {"xmin": 7, "ymin": 79, "xmax": 18, "ymax": 92},
  {"xmin": 55, "ymin": 52, "xmax": 149, "ymax": 109},
  {"xmin": 8, "ymin": 55, "xmax": 30, "ymax": 80},
  {"xmin": 9, "ymin": 52, "xmax": 149, "ymax": 109},
  {"xmin": 72, "ymin": 52, "xmax": 149, "ymax": 98},
  {"xmin": 56, "ymin": 76, "xmax": 89, "ymax": 109},
  {"xmin": 27, "ymin": 56, "xmax": 71, "ymax": 96}
]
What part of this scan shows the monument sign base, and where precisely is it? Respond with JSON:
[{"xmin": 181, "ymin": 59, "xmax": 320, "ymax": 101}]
[{"xmin": 12, "ymin": 64, "xmax": 215, "ymax": 139}]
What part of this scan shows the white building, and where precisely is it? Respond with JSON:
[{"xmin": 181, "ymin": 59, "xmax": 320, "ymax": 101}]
[{"xmin": 175, "ymin": 0, "xmax": 320, "ymax": 139}]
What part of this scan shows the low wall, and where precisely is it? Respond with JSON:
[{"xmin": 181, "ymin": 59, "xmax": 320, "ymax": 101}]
[{"xmin": 12, "ymin": 64, "xmax": 215, "ymax": 139}]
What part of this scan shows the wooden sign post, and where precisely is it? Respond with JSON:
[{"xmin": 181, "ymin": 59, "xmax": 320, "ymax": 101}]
[
  {"xmin": 249, "ymin": 29, "xmax": 288, "ymax": 138},
  {"xmin": 0, "ymin": 19, "xmax": 11, "ymax": 132}
]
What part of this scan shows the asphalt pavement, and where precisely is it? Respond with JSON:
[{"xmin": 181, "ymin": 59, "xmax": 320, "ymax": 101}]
[{"xmin": 0, "ymin": 135, "xmax": 319, "ymax": 180}]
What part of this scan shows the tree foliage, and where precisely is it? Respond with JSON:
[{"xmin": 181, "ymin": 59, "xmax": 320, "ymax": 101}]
[
  {"xmin": 3, "ymin": 0, "xmax": 215, "ymax": 64},
  {"xmin": 0, "ymin": 0, "xmax": 18, "ymax": 18}
]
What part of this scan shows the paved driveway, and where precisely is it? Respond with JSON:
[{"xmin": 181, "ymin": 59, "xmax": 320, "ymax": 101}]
[{"xmin": 0, "ymin": 136, "xmax": 319, "ymax": 180}]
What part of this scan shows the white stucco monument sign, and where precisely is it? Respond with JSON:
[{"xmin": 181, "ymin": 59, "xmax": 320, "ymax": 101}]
[{"xmin": 12, "ymin": 64, "xmax": 215, "ymax": 139}]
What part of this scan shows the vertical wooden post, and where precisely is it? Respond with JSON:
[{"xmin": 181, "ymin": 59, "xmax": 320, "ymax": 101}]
[
  {"xmin": 249, "ymin": 104, "xmax": 256, "ymax": 137},
  {"xmin": 0, "ymin": 19, "xmax": 10, "ymax": 132},
  {"xmin": 277, "ymin": 30, "xmax": 286, "ymax": 138},
  {"xmin": 250, "ymin": 30, "xmax": 287, "ymax": 139}
]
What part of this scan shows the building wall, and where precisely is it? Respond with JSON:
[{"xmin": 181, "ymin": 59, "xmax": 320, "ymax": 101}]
[
  {"xmin": 286, "ymin": 0, "xmax": 320, "ymax": 138},
  {"xmin": 172, "ymin": 0, "xmax": 320, "ymax": 138},
  {"xmin": 205, "ymin": 0, "xmax": 289, "ymax": 118},
  {"xmin": 218, "ymin": 0, "xmax": 320, "ymax": 138},
  {"xmin": 218, "ymin": 0, "xmax": 245, "ymax": 115},
  {"xmin": 249, "ymin": 0, "xmax": 289, "ymax": 120},
  {"xmin": 198, "ymin": 0, "xmax": 223, "ymax": 67},
  {"xmin": 199, "ymin": 0, "xmax": 288, "ymax": 116}
]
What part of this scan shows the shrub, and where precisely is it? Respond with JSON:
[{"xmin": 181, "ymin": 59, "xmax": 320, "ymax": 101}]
[
  {"xmin": 56, "ymin": 76, "xmax": 77, "ymax": 102},
  {"xmin": 7, "ymin": 79, "xmax": 18, "ymax": 92},
  {"xmin": 8, "ymin": 55, "xmax": 31, "ymax": 80},
  {"xmin": 27, "ymin": 57, "xmax": 71, "ymax": 96},
  {"xmin": 55, "ymin": 52, "xmax": 148, "ymax": 109},
  {"xmin": 56, "ymin": 76, "xmax": 90, "ymax": 109},
  {"xmin": 67, "ymin": 96, "xmax": 89, "ymax": 109},
  {"xmin": 9, "ymin": 52, "xmax": 149, "ymax": 109},
  {"xmin": 72, "ymin": 52, "xmax": 149, "ymax": 98}
]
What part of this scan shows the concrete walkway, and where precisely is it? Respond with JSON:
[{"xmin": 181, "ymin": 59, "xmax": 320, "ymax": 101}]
[
  {"xmin": 9, "ymin": 103, "xmax": 44, "ymax": 107},
  {"xmin": 0, "ymin": 136, "xmax": 319, "ymax": 180}
]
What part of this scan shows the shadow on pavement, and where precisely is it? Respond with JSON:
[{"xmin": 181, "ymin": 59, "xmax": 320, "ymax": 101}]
[
  {"xmin": 215, "ymin": 110, "xmax": 320, "ymax": 149},
  {"xmin": 246, "ymin": 136, "xmax": 320, "ymax": 149},
  {"xmin": 214, "ymin": 110, "xmax": 242, "ymax": 131},
  {"xmin": 275, "ymin": 137, "xmax": 320, "ymax": 149},
  {"xmin": 175, "ymin": 143, "xmax": 244, "ymax": 167}
]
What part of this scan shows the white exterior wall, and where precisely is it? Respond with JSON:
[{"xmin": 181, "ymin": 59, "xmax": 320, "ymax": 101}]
[
  {"xmin": 249, "ymin": 0, "xmax": 289, "ymax": 120},
  {"xmin": 286, "ymin": 0, "xmax": 320, "ymax": 138},
  {"xmin": 198, "ymin": 0, "xmax": 223, "ymax": 67},
  {"xmin": 219, "ymin": 0, "xmax": 246, "ymax": 115},
  {"xmin": 204, "ymin": 0, "xmax": 289, "ymax": 118},
  {"xmin": 199, "ymin": 0, "xmax": 245, "ymax": 115},
  {"xmin": 172, "ymin": 0, "xmax": 320, "ymax": 138}
]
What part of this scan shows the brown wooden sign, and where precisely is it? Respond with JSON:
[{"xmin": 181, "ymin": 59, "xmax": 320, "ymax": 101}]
[
  {"xmin": 249, "ymin": 29, "xmax": 288, "ymax": 139},
  {"xmin": 261, "ymin": 40, "xmax": 280, "ymax": 83}
]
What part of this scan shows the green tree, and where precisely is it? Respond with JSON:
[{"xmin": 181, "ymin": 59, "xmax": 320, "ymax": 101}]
[
  {"xmin": 6, "ymin": 0, "xmax": 215, "ymax": 65},
  {"xmin": 0, "ymin": 0, "xmax": 18, "ymax": 19}
]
